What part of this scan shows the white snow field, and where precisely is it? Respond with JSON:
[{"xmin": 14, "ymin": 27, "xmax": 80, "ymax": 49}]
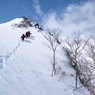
[{"xmin": 0, "ymin": 18, "xmax": 89, "ymax": 95}]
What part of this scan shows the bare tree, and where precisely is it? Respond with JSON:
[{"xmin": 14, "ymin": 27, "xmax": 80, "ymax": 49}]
[
  {"xmin": 42, "ymin": 29, "xmax": 61, "ymax": 76},
  {"xmin": 83, "ymin": 35, "xmax": 95, "ymax": 94},
  {"xmin": 86, "ymin": 35, "xmax": 95, "ymax": 69},
  {"xmin": 63, "ymin": 33, "xmax": 88, "ymax": 89},
  {"xmin": 64, "ymin": 33, "xmax": 95, "ymax": 94}
]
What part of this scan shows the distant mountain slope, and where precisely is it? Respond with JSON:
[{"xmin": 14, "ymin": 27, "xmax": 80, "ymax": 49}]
[{"xmin": 0, "ymin": 18, "xmax": 89, "ymax": 95}]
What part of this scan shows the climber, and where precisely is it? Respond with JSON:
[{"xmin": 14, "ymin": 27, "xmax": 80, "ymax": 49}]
[
  {"xmin": 25, "ymin": 31, "xmax": 31, "ymax": 38},
  {"xmin": 21, "ymin": 34, "xmax": 26, "ymax": 41}
]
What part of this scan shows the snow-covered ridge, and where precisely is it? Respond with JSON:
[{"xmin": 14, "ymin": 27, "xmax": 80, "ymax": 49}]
[
  {"xmin": 0, "ymin": 18, "xmax": 23, "ymax": 26},
  {"xmin": 0, "ymin": 18, "xmax": 89, "ymax": 95}
]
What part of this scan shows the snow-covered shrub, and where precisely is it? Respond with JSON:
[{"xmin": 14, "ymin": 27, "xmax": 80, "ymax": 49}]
[
  {"xmin": 18, "ymin": 17, "xmax": 32, "ymax": 28},
  {"xmin": 12, "ymin": 17, "xmax": 33, "ymax": 28}
]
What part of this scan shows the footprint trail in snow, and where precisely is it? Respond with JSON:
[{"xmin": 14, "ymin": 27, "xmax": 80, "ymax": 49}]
[
  {"xmin": 0, "ymin": 36, "xmax": 34, "ymax": 69},
  {"xmin": 0, "ymin": 41, "xmax": 22, "ymax": 69}
]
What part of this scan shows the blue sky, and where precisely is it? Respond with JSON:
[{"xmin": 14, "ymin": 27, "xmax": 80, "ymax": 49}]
[{"xmin": 0, "ymin": 0, "xmax": 87, "ymax": 23}]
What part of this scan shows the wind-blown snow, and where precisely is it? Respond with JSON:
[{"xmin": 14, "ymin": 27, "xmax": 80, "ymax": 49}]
[{"xmin": 0, "ymin": 18, "xmax": 89, "ymax": 95}]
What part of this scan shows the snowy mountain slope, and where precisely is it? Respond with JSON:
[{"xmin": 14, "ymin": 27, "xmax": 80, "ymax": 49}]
[{"xmin": 0, "ymin": 18, "xmax": 90, "ymax": 95}]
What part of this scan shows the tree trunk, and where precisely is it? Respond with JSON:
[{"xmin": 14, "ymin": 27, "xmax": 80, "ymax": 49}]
[
  {"xmin": 51, "ymin": 50, "xmax": 56, "ymax": 76},
  {"xmin": 75, "ymin": 71, "xmax": 78, "ymax": 89}
]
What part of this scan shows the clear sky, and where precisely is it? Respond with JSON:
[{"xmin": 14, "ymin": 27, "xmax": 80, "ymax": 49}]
[{"xmin": 0, "ymin": 0, "xmax": 87, "ymax": 23}]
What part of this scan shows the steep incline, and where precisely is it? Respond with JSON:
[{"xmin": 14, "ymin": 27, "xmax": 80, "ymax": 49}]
[{"xmin": 0, "ymin": 18, "xmax": 89, "ymax": 95}]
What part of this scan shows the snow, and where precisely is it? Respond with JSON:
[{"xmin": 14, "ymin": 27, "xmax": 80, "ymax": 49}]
[{"xmin": 0, "ymin": 18, "xmax": 90, "ymax": 95}]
